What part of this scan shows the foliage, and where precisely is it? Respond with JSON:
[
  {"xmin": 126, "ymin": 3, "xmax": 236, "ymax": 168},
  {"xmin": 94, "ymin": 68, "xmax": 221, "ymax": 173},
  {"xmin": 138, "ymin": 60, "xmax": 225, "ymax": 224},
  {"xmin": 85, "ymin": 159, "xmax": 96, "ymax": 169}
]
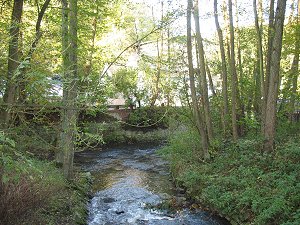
[
  {"xmin": 0, "ymin": 132, "xmax": 91, "ymax": 225},
  {"xmin": 160, "ymin": 125, "xmax": 300, "ymax": 225},
  {"xmin": 0, "ymin": 0, "xmax": 299, "ymax": 223},
  {"xmin": 110, "ymin": 68, "xmax": 144, "ymax": 106},
  {"xmin": 77, "ymin": 122, "xmax": 105, "ymax": 149},
  {"xmin": 127, "ymin": 106, "xmax": 170, "ymax": 128},
  {"xmin": 6, "ymin": 123, "xmax": 58, "ymax": 159}
]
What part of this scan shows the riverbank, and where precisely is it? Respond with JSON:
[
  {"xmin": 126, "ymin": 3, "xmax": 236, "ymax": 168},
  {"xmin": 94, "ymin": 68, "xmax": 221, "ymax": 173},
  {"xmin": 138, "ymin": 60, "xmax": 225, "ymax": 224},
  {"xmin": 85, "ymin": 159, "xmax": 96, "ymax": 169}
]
[
  {"xmin": 159, "ymin": 129, "xmax": 300, "ymax": 225},
  {"xmin": 0, "ymin": 134, "xmax": 92, "ymax": 225},
  {"xmin": 0, "ymin": 109, "xmax": 173, "ymax": 224}
]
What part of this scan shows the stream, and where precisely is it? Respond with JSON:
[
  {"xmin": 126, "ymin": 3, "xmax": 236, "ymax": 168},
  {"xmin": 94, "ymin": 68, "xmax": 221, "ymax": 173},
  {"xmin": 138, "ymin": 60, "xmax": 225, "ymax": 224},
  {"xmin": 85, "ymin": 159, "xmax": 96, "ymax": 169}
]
[{"xmin": 75, "ymin": 144, "xmax": 229, "ymax": 225}]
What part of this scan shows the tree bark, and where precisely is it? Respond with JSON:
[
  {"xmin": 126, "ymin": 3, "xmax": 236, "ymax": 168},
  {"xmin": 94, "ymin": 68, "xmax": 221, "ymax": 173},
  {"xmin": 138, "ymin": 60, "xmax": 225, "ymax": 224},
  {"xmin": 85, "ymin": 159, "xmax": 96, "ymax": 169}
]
[
  {"xmin": 253, "ymin": 0, "xmax": 265, "ymax": 119},
  {"xmin": 85, "ymin": 4, "xmax": 98, "ymax": 76},
  {"xmin": 263, "ymin": 0, "xmax": 287, "ymax": 152},
  {"xmin": 193, "ymin": 0, "xmax": 214, "ymax": 143},
  {"xmin": 56, "ymin": 0, "xmax": 70, "ymax": 165},
  {"xmin": 187, "ymin": 0, "xmax": 209, "ymax": 159},
  {"xmin": 205, "ymin": 63, "xmax": 216, "ymax": 97},
  {"xmin": 262, "ymin": 0, "xmax": 275, "ymax": 131},
  {"xmin": 234, "ymin": 0, "xmax": 245, "ymax": 136},
  {"xmin": 214, "ymin": 0, "xmax": 229, "ymax": 137},
  {"xmin": 59, "ymin": 0, "xmax": 78, "ymax": 179},
  {"xmin": 228, "ymin": 0, "xmax": 239, "ymax": 141},
  {"xmin": 288, "ymin": 0, "xmax": 299, "ymax": 121},
  {"xmin": 2, "ymin": 0, "xmax": 23, "ymax": 128}
]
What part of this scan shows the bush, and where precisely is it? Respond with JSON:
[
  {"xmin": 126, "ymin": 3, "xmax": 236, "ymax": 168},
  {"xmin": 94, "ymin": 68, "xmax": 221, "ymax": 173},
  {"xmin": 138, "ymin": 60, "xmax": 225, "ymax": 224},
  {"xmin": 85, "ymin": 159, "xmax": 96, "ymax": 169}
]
[
  {"xmin": 160, "ymin": 129, "xmax": 300, "ymax": 225},
  {"xmin": 0, "ymin": 133, "xmax": 90, "ymax": 225},
  {"xmin": 6, "ymin": 123, "xmax": 58, "ymax": 159},
  {"xmin": 127, "ymin": 106, "xmax": 170, "ymax": 128},
  {"xmin": 0, "ymin": 153, "xmax": 65, "ymax": 224}
]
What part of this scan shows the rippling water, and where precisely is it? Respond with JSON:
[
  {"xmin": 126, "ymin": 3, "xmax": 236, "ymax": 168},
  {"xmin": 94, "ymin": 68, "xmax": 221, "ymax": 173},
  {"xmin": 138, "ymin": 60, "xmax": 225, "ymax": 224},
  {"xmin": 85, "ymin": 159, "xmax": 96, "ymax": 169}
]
[{"xmin": 75, "ymin": 145, "xmax": 228, "ymax": 225}]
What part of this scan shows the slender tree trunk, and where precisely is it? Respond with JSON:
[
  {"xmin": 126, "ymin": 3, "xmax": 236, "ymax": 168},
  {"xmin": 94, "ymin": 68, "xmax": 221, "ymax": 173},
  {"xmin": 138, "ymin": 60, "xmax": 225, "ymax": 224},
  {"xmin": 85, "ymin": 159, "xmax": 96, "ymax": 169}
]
[
  {"xmin": 263, "ymin": 0, "xmax": 287, "ymax": 152},
  {"xmin": 262, "ymin": 0, "xmax": 275, "ymax": 131},
  {"xmin": 253, "ymin": 62, "xmax": 261, "ymax": 117},
  {"xmin": 167, "ymin": 26, "xmax": 171, "ymax": 106},
  {"xmin": 59, "ymin": 0, "xmax": 78, "ymax": 179},
  {"xmin": 56, "ymin": 0, "xmax": 69, "ymax": 165},
  {"xmin": 253, "ymin": 0, "xmax": 265, "ymax": 118},
  {"xmin": 228, "ymin": 0, "xmax": 239, "ymax": 141},
  {"xmin": 193, "ymin": 0, "xmax": 214, "ymax": 143},
  {"xmin": 205, "ymin": 63, "xmax": 216, "ymax": 97},
  {"xmin": 288, "ymin": 0, "xmax": 299, "ymax": 121},
  {"xmin": 150, "ymin": 3, "xmax": 164, "ymax": 107},
  {"xmin": 150, "ymin": 38, "xmax": 161, "ymax": 107},
  {"xmin": 85, "ymin": 4, "xmax": 98, "ymax": 76},
  {"xmin": 2, "ymin": 0, "xmax": 23, "ymax": 128},
  {"xmin": 234, "ymin": 0, "xmax": 245, "ymax": 135},
  {"xmin": 187, "ymin": 0, "xmax": 209, "ymax": 160},
  {"xmin": 214, "ymin": 0, "xmax": 229, "ymax": 137}
]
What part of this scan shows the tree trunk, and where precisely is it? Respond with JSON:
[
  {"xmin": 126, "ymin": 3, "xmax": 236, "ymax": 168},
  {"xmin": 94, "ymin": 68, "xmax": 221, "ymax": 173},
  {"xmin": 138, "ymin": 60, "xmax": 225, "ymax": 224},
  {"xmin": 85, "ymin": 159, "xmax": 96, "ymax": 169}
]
[
  {"xmin": 2, "ymin": 0, "xmax": 23, "ymax": 128},
  {"xmin": 59, "ymin": 0, "xmax": 78, "ymax": 179},
  {"xmin": 228, "ymin": 0, "xmax": 239, "ymax": 141},
  {"xmin": 234, "ymin": 0, "xmax": 245, "ymax": 135},
  {"xmin": 85, "ymin": 4, "xmax": 98, "ymax": 76},
  {"xmin": 193, "ymin": 0, "xmax": 214, "ymax": 143},
  {"xmin": 262, "ymin": 0, "xmax": 275, "ymax": 131},
  {"xmin": 253, "ymin": 0, "xmax": 265, "ymax": 119},
  {"xmin": 56, "ymin": 0, "xmax": 69, "ymax": 165},
  {"xmin": 150, "ymin": 37, "xmax": 161, "ymax": 107},
  {"xmin": 187, "ymin": 0, "xmax": 209, "ymax": 160},
  {"xmin": 214, "ymin": 0, "xmax": 229, "ymax": 137},
  {"xmin": 263, "ymin": 0, "xmax": 287, "ymax": 152},
  {"xmin": 205, "ymin": 63, "xmax": 216, "ymax": 97},
  {"xmin": 288, "ymin": 0, "xmax": 299, "ymax": 121},
  {"xmin": 150, "ymin": 3, "xmax": 164, "ymax": 107}
]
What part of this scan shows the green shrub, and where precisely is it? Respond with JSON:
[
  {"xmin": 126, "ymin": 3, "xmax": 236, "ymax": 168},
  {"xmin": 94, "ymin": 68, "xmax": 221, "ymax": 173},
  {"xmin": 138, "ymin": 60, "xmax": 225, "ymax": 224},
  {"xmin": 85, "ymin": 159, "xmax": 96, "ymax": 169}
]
[
  {"xmin": 0, "ymin": 133, "xmax": 90, "ymax": 225},
  {"xmin": 127, "ymin": 106, "xmax": 170, "ymax": 128},
  {"xmin": 160, "ymin": 129, "xmax": 300, "ymax": 225},
  {"xmin": 6, "ymin": 124, "xmax": 58, "ymax": 159},
  {"xmin": 0, "ymin": 152, "xmax": 65, "ymax": 224}
]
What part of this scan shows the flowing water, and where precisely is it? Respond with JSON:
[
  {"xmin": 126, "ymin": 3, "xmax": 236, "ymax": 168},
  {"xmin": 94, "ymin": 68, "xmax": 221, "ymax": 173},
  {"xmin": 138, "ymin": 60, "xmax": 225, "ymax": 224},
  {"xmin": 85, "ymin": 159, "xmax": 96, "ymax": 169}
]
[{"xmin": 75, "ymin": 144, "xmax": 229, "ymax": 225}]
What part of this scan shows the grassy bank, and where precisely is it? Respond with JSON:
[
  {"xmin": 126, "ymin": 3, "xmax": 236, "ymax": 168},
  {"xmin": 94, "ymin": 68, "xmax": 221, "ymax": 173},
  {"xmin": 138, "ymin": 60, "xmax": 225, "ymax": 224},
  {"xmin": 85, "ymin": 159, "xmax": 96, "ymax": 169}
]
[
  {"xmin": 160, "ymin": 128, "xmax": 300, "ymax": 225},
  {"xmin": 0, "ymin": 134, "xmax": 91, "ymax": 225}
]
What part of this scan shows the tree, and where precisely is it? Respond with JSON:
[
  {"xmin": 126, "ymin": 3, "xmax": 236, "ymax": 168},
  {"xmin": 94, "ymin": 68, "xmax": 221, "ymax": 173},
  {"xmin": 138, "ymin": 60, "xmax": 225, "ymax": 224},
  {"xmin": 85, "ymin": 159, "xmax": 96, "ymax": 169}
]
[
  {"xmin": 287, "ymin": 0, "xmax": 299, "ymax": 121},
  {"xmin": 17, "ymin": 0, "xmax": 51, "ymax": 112},
  {"xmin": 262, "ymin": 0, "xmax": 275, "ymax": 131},
  {"xmin": 263, "ymin": 0, "xmax": 287, "ymax": 152},
  {"xmin": 253, "ymin": 0, "xmax": 264, "ymax": 118},
  {"xmin": 59, "ymin": 0, "xmax": 78, "ymax": 179},
  {"xmin": 2, "ymin": 0, "xmax": 23, "ymax": 128},
  {"xmin": 228, "ymin": 0, "xmax": 240, "ymax": 141},
  {"xmin": 214, "ymin": 0, "xmax": 229, "ymax": 137},
  {"xmin": 193, "ymin": 0, "xmax": 214, "ymax": 143},
  {"xmin": 187, "ymin": 0, "xmax": 209, "ymax": 160}
]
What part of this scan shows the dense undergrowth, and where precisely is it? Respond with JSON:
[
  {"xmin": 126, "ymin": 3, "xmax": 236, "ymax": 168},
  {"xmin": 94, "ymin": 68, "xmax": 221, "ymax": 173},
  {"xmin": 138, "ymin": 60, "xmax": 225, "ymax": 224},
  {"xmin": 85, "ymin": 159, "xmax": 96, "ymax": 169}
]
[
  {"xmin": 160, "ymin": 123, "xmax": 300, "ymax": 225},
  {"xmin": 0, "ymin": 133, "xmax": 91, "ymax": 225}
]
